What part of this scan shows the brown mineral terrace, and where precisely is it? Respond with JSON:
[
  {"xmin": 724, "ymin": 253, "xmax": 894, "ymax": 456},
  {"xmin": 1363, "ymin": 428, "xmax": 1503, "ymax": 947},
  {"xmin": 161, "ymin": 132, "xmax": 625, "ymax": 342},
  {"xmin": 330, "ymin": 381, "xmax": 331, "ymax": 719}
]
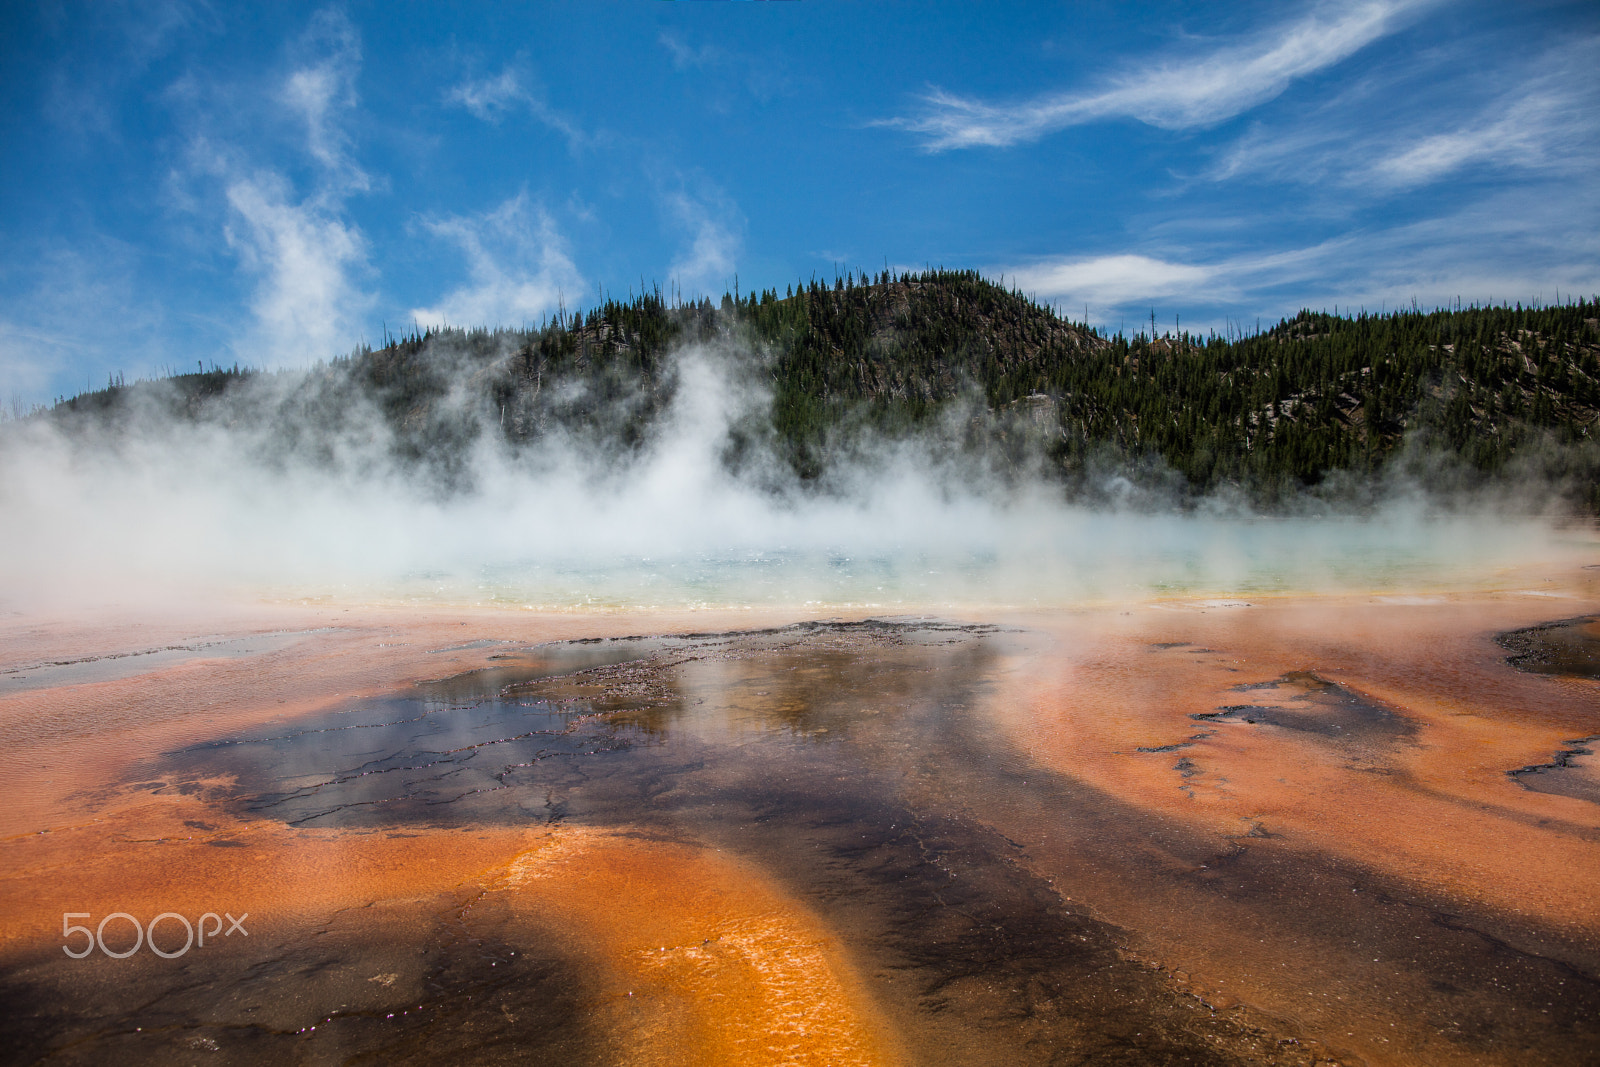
[{"xmin": 0, "ymin": 563, "xmax": 1596, "ymax": 1065}]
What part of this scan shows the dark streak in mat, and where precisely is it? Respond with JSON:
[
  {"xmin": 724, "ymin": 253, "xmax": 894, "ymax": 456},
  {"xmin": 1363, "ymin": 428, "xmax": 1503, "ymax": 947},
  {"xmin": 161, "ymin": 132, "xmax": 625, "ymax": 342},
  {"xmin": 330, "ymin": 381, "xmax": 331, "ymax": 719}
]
[
  {"xmin": 0, "ymin": 888, "xmax": 608, "ymax": 1066},
  {"xmin": 121, "ymin": 622, "xmax": 1319, "ymax": 1065},
  {"xmin": 1496, "ymin": 615, "xmax": 1600, "ymax": 679},
  {"xmin": 33, "ymin": 620, "xmax": 1600, "ymax": 1066},
  {"xmin": 1509, "ymin": 735, "xmax": 1600, "ymax": 805},
  {"xmin": 697, "ymin": 786, "xmax": 1317, "ymax": 1066},
  {"xmin": 1192, "ymin": 671, "xmax": 1417, "ymax": 747}
]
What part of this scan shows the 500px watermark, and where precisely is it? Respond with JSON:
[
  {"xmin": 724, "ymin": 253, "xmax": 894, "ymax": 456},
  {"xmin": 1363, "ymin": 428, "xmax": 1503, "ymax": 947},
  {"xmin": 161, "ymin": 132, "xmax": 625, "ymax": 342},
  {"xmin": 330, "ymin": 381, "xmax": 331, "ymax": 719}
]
[{"xmin": 62, "ymin": 911, "xmax": 248, "ymax": 959}]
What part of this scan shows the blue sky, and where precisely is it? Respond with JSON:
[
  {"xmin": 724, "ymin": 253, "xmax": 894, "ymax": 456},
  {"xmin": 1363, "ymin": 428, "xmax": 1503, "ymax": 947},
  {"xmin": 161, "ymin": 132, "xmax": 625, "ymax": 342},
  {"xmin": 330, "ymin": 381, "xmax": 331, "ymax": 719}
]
[{"xmin": 3, "ymin": 0, "xmax": 1597, "ymax": 404}]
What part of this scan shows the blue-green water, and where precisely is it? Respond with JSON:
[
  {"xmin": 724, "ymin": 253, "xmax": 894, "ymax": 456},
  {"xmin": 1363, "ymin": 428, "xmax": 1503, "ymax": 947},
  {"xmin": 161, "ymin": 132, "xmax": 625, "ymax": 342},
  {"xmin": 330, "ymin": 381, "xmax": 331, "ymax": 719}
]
[{"xmin": 277, "ymin": 514, "xmax": 1596, "ymax": 611}]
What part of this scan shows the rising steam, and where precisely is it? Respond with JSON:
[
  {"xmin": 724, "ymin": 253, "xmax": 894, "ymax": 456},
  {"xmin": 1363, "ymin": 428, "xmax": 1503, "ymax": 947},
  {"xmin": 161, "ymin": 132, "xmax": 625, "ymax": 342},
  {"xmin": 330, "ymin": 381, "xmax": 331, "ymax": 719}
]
[{"xmin": 0, "ymin": 336, "xmax": 1591, "ymax": 614}]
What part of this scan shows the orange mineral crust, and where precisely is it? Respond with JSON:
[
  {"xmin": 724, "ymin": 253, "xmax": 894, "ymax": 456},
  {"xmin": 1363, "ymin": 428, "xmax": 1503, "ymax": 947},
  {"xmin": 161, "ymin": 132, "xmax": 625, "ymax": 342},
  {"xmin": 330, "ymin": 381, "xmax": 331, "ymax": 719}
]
[
  {"xmin": 492, "ymin": 828, "xmax": 903, "ymax": 1067},
  {"xmin": 0, "ymin": 820, "xmax": 900, "ymax": 1066},
  {"xmin": 0, "ymin": 584, "xmax": 1597, "ymax": 1066},
  {"xmin": 966, "ymin": 591, "xmax": 1600, "ymax": 1067},
  {"xmin": 989, "ymin": 595, "xmax": 1600, "ymax": 926}
]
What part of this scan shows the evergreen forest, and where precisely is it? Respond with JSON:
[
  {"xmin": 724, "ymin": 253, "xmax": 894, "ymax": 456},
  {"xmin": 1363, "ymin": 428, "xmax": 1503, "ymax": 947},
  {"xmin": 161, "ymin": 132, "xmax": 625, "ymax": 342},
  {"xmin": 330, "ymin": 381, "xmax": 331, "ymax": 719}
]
[{"xmin": 25, "ymin": 270, "xmax": 1600, "ymax": 513}]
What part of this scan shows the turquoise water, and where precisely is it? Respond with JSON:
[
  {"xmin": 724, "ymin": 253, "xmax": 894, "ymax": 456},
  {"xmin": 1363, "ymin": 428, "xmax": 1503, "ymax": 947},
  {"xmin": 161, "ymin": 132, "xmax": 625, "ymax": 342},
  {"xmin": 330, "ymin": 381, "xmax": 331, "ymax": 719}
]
[{"xmin": 286, "ymin": 515, "xmax": 1596, "ymax": 611}]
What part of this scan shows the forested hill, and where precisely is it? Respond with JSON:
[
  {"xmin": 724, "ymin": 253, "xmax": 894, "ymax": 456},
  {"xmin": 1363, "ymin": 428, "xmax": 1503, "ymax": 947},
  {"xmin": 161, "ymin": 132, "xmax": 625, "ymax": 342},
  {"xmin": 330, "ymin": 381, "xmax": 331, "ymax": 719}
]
[{"xmin": 31, "ymin": 270, "xmax": 1600, "ymax": 511}]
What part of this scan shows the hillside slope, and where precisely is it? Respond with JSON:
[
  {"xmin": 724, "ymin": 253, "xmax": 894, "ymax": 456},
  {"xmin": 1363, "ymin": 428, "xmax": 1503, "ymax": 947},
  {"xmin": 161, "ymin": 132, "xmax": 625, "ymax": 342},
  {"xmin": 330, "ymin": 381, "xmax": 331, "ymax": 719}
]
[{"xmin": 29, "ymin": 270, "xmax": 1600, "ymax": 511}]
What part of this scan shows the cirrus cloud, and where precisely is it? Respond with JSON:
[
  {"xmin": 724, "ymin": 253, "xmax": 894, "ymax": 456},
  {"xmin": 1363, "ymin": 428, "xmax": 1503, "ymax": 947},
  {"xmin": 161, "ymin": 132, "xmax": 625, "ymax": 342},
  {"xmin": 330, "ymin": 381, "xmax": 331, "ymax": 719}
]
[{"xmin": 887, "ymin": 1, "xmax": 1430, "ymax": 150}]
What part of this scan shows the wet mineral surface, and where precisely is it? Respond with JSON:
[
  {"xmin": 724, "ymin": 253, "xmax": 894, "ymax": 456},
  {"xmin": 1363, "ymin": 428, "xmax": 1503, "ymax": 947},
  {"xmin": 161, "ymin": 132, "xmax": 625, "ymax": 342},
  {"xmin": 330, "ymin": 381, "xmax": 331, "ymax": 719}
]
[
  {"xmin": 1, "ymin": 594, "xmax": 1598, "ymax": 1065},
  {"xmin": 1495, "ymin": 615, "xmax": 1600, "ymax": 679}
]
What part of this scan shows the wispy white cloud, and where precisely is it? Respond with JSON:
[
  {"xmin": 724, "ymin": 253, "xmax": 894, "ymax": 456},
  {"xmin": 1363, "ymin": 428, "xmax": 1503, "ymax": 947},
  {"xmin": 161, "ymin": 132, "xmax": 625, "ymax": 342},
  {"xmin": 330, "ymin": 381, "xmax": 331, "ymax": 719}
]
[
  {"xmin": 445, "ymin": 63, "xmax": 584, "ymax": 148},
  {"xmin": 659, "ymin": 31, "xmax": 719, "ymax": 72},
  {"xmin": 224, "ymin": 172, "xmax": 374, "ymax": 365},
  {"xmin": 664, "ymin": 184, "xmax": 743, "ymax": 299},
  {"xmin": 210, "ymin": 8, "xmax": 376, "ymax": 367},
  {"xmin": 1002, "ymin": 244, "xmax": 1351, "ymax": 325},
  {"xmin": 1291, "ymin": 190, "xmax": 1600, "ymax": 309},
  {"xmin": 889, "ymin": 1, "xmax": 1427, "ymax": 150},
  {"xmin": 656, "ymin": 30, "xmax": 789, "ymax": 106},
  {"xmin": 1002, "ymin": 183, "xmax": 1600, "ymax": 329},
  {"xmin": 1375, "ymin": 98, "xmax": 1560, "ymax": 187},
  {"xmin": 1371, "ymin": 82, "xmax": 1597, "ymax": 189},
  {"xmin": 410, "ymin": 193, "xmax": 584, "ymax": 329},
  {"xmin": 281, "ymin": 8, "xmax": 369, "ymax": 191},
  {"xmin": 1210, "ymin": 36, "xmax": 1600, "ymax": 190},
  {"xmin": 447, "ymin": 67, "xmax": 522, "ymax": 119},
  {"xmin": 1006, "ymin": 254, "xmax": 1222, "ymax": 310}
]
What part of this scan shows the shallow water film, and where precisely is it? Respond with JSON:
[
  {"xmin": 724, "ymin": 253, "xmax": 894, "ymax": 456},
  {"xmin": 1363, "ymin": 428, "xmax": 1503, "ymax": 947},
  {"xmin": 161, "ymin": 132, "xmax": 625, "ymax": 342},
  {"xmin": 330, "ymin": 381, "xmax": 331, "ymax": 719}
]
[{"xmin": 1, "ymin": 589, "xmax": 1599, "ymax": 1065}]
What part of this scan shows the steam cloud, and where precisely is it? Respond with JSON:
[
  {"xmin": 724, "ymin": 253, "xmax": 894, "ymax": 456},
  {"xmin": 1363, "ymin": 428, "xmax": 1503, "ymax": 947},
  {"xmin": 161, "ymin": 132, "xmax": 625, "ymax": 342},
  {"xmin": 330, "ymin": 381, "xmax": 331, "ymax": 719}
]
[{"xmin": 0, "ymin": 335, "xmax": 1588, "ymax": 615}]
